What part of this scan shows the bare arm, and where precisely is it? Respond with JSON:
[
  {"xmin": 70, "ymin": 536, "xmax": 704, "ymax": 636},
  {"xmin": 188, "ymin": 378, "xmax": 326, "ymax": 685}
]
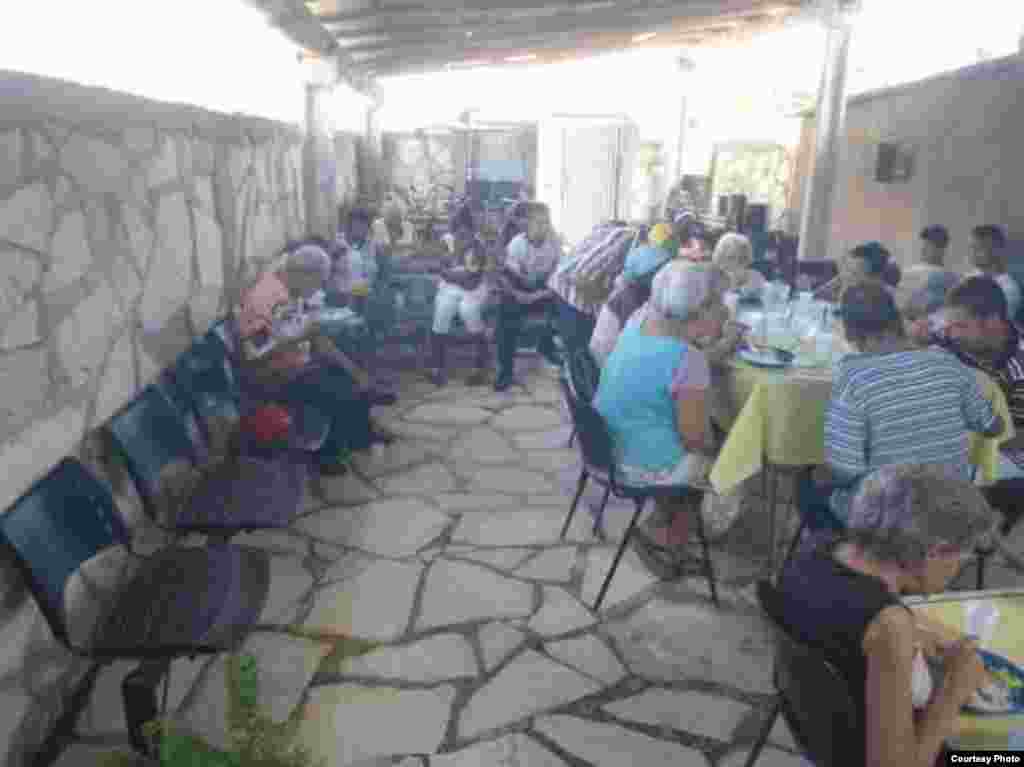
[
  {"xmin": 675, "ymin": 388, "xmax": 715, "ymax": 454},
  {"xmin": 863, "ymin": 606, "xmax": 976, "ymax": 767}
]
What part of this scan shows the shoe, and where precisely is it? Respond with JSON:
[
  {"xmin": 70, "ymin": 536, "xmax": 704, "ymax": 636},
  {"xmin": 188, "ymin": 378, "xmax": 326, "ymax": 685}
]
[
  {"xmin": 427, "ymin": 367, "xmax": 447, "ymax": 387},
  {"xmin": 494, "ymin": 373, "xmax": 514, "ymax": 392},
  {"xmin": 368, "ymin": 390, "xmax": 398, "ymax": 407},
  {"xmin": 318, "ymin": 460, "xmax": 349, "ymax": 476},
  {"xmin": 370, "ymin": 426, "xmax": 397, "ymax": 445}
]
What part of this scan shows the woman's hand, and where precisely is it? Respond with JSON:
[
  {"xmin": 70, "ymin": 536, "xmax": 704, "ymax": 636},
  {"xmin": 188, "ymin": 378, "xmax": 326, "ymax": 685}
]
[{"xmin": 940, "ymin": 638, "xmax": 989, "ymax": 707}]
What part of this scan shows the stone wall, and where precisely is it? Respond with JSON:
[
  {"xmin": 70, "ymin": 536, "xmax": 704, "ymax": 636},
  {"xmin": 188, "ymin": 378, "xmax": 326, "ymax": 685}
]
[
  {"xmin": 0, "ymin": 69, "xmax": 306, "ymax": 765},
  {"xmin": 791, "ymin": 54, "xmax": 1024, "ymax": 268}
]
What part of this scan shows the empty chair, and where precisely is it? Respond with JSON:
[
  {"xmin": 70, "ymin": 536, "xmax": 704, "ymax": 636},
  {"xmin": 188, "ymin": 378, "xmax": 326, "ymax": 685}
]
[
  {"xmin": 0, "ymin": 458, "xmax": 268, "ymax": 754},
  {"xmin": 559, "ymin": 378, "xmax": 718, "ymax": 610}
]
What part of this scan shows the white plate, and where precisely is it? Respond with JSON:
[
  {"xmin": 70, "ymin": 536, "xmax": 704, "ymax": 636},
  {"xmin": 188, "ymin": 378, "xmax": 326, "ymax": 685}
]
[{"xmin": 738, "ymin": 348, "xmax": 792, "ymax": 368}]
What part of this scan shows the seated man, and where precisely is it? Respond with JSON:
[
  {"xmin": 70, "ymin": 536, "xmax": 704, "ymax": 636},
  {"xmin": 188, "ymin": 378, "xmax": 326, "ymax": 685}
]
[
  {"xmin": 232, "ymin": 245, "xmax": 394, "ymax": 475},
  {"xmin": 969, "ymin": 224, "xmax": 1021, "ymax": 321},
  {"xmin": 493, "ymin": 202, "xmax": 563, "ymax": 391},
  {"xmin": 329, "ymin": 206, "xmax": 381, "ymax": 314},
  {"xmin": 936, "ymin": 275, "xmax": 1024, "ymax": 480},
  {"xmin": 427, "ymin": 236, "xmax": 492, "ymax": 387},
  {"xmin": 799, "ymin": 283, "xmax": 1001, "ymax": 530},
  {"xmin": 813, "ymin": 241, "xmax": 894, "ymax": 303}
]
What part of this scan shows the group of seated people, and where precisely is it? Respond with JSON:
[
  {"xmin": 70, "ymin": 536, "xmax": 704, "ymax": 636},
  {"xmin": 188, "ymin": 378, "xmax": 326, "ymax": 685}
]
[{"xmin": 550, "ymin": 216, "xmax": 1020, "ymax": 764}]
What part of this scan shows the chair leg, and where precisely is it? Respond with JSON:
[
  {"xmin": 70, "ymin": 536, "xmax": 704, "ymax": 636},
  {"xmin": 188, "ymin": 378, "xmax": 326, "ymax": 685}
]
[
  {"xmin": 976, "ymin": 548, "xmax": 991, "ymax": 591},
  {"xmin": 766, "ymin": 465, "xmax": 780, "ymax": 574},
  {"xmin": 567, "ymin": 426, "xmax": 577, "ymax": 448},
  {"xmin": 561, "ymin": 470, "xmax": 589, "ymax": 540},
  {"xmin": 779, "ymin": 520, "xmax": 806, "ymax": 577},
  {"xmin": 592, "ymin": 484, "xmax": 611, "ymax": 539},
  {"xmin": 693, "ymin": 493, "xmax": 720, "ymax": 607},
  {"xmin": 742, "ymin": 699, "xmax": 782, "ymax": 767},
  {"xmin": 594, "ymin": 498, "xmax": 646, "ymax": 611},
  {"xmin": 123, "ymin": 658, "xmax": 172, "ymax": 756}
]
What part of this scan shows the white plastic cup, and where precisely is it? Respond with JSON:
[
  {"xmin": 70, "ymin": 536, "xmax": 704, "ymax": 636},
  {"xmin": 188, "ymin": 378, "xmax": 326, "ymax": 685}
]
[{"xmin": 965, "ymin": 600, "xmax": 1000, "ymax": 646}]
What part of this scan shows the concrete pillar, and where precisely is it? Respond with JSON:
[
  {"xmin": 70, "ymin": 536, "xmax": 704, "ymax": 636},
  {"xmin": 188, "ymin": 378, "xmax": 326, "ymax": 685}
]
[
  {"xmin": 673, "ymin": 55, "xmax": 696, "ymax": 186},
  {"xmin": 303, "ymin": 83, "xmax": 319, "ymax": 235},
  {"xmin": 797, "ymin": 1, "xmax": 853, "ymax": 261},
  {"xmin": 303, "ymin": 83, "xmax": 338, "ymax": 237}
]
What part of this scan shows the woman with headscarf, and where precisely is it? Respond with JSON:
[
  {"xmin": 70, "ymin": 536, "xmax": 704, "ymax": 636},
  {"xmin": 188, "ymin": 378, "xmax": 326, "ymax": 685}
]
[
  {"xmin": 594, "ymin": 262, "xmax": 734, "ymax": 565},
  {"xmin": 777, "ymin": 464, "xmax": 995, "ymax": 767},
  {"xmin": 588, "ymin": 222, "xmax": 675, "ymax": 367},
  {"xmin": 231, "ymin": 244, "xmax": 394, "ymax": 474}
]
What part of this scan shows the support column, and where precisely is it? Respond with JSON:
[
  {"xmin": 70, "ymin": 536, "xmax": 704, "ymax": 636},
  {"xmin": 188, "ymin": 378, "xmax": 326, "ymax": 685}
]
[
  {"xmin": 303, "ymin": 83, "xmax": 319, "ymax": 235},
  {"xmin": 303, "ymin": 83, "xmax": 338, "ymax": 238},
  {"xmin": 673, "ymin": 55, "xmax": 696, "ymax": 188},
  {"xmin": 797, "ymin": 1, "xmax": 853, "ymax": 261}
]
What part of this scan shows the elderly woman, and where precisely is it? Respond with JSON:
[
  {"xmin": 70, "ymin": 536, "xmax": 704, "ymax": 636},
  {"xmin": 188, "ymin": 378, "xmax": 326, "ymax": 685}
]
[
  {"xmin": 712, "ymin": 232, "xmax": 765, "ymax": 295},
  {"xmin": 594, "ymin": 262, "xmax": 737, "ymax": 562},
  {"xmin": 588, "ymin": 222, "xmax": 676, "ymax": 367},
  {"xmin": 778, "ymin": 464, "xmax": 995, "ymax": 767},
  {"xmin": 231, "ymin": 244, "xmax": 394, "ymax": 474},
  {"xmin": 799, "ymin": 283, "xmax": 1003, "ymax": 531}
]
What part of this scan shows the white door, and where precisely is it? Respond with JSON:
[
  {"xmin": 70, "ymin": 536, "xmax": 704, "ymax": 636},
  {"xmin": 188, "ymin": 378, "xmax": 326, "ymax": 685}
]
[{"xmin": 559, "ymin": 123, "xmax": 620, "ymax": 248}]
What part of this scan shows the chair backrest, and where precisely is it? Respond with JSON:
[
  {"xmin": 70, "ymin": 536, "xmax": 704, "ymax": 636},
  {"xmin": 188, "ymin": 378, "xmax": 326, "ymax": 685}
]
[
  {"xmin": 559, "ymin": 377, "xmax": 616, "ymax": 477},
  {"xmin": 756, "ymin": 580, "xmax": 860, "ymax": 767},
  {"xmin": 0, "ymin": 458, "xmax": 129, "ymax": 648},
  {"xmin": 566, "ymin": 347, "xmax": 601, "ymax": 404},
  {"xmin": 168, "ymin": 339, "xmax": 240, "ymax": 439},
  {"xmin": 105, "ymin": 384, "xmax": 198, "ymax": 517}
]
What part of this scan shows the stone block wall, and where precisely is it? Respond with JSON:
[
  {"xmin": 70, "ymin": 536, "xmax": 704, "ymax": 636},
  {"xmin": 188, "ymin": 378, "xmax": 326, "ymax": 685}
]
[{"xmin": 0, "ymin": 69, "xmax": 307, "ymax": 765}]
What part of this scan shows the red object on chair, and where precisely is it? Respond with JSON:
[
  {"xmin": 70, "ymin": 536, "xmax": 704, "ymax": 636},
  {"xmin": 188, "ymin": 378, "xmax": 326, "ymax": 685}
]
[{"xmin": 240, "ymin": 405, "xmax": 292, "ymax": 445}]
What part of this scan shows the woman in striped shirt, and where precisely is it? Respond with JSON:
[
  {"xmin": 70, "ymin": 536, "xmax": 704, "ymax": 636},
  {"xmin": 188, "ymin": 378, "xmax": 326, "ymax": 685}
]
[{"xmin": 799, "ymin": 283, "xmax": 1004, "ymax": 532}]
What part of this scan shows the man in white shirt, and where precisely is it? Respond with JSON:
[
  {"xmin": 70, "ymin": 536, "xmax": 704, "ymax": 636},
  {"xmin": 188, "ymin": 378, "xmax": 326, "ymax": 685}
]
[
  {"xmin": 970, "ymin": 224, "xmax": 1021, "ymax": 321},
  {"xmin": 897, "ymin": 225, "xmax": 959, "ymax": 330}
]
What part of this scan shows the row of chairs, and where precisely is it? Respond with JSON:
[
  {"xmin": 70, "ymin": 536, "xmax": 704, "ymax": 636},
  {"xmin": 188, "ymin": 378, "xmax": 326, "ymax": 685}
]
[{"xmin": 0, "ymin": 318, "xmax": 328, "ymax": 759}]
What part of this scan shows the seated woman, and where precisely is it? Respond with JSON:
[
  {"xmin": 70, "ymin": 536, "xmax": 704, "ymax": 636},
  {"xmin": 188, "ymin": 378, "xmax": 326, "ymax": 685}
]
[
  {"xmin": 231, "ymin": 244, "xmax": 394, "ymax": 475},
  {"xmin": 777, "ymin": 464, "xmax": 994, "ymax": 767},
  {"xmin": 427, "ymin": 236, "xmax": 492, "ymax": 387},
  {"xmin": 589, "ymin": 222, "xmax": 676, "ymax": 367},
  {"xmin": 799, "ymin": 283, "xmax": 1003, "ymax": 531},
  {"xmin": 711, "ymin": 232, "xmax": 766, "ymax": 295},
  {"xmin": 594, "ymin": 262, "xmax": 735, "ymax": 565},
  {"xmin": 329, "ymin": 206, "xmax": 381, "ymax": 314}
]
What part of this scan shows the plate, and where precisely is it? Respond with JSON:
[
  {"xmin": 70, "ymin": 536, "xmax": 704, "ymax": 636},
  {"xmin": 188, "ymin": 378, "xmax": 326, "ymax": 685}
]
[
  {"xmin": 738, "ymin": 347, "xmax": 794, "ymax": 368},
  {"xmin": 963, "ymin": 650, "xmax": 1024, "ymax": 715}
]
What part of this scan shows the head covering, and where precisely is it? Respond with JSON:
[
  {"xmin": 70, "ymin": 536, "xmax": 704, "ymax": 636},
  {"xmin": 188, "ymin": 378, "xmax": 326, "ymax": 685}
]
[
  {"xmin": 285, "ymin": 244, "xmax": 332, "ymax": 284},
  {"xmin": 649, "ymin": 261, "xmax": 727, "ymax": 321},
  {"xmin": 622, "ymin": 243, "xmax": 672, "ymax": 282}
]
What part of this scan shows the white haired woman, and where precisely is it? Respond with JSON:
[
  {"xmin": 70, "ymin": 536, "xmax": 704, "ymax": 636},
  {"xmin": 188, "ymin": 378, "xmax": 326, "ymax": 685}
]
[
  {"xmin": 594, "ymin": 261, "xmax": 741, "ymax": 564},
  {"xmin": 712, "ymin": 232, "xmax": 765, "ymax": 295},
  {"xmin": 777, "ymin": 464, "xmax": 996, "ymax": 767}
]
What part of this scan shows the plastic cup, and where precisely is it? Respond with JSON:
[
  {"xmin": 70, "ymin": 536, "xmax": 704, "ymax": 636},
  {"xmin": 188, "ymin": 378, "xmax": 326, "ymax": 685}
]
[{"xmin": 965, "ymin": 600, "xmax": 1000, "ymax": 646}]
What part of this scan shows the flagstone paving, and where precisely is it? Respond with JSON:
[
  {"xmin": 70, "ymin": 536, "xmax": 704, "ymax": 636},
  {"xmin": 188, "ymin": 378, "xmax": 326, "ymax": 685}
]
[{"xmin": 64, "ymin": 361, "xmax": 865, "ymax": 766}]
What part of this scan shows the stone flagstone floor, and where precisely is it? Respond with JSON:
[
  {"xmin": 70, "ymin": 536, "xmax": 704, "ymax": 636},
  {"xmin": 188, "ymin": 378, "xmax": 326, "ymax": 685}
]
[{"xmin": 57, "ymin": 355, "xmax": 1024, "ymax": 767}]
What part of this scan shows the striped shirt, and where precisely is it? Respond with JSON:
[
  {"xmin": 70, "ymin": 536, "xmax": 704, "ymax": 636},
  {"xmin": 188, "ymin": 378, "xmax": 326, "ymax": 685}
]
[
  {"xmin": 547, "ymin": 224, "xmax": 637, "ymax": 315},
  {"xmin": 825, "ymin": 348, "xmax": 998, "ymax": 521},
  {"xmin": 937, "ymin": 324, "xmax": 1024, "ymax": 468}
]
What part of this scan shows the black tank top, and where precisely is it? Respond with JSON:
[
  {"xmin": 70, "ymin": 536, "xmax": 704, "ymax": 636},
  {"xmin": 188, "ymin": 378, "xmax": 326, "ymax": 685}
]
[{"xmin": 776, "ymin": 545, "xmax": 903, "ymax": 764}]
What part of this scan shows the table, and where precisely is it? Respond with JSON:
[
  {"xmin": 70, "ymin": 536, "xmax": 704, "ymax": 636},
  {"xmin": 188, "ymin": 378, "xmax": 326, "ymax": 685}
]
[
  {"xmin": 905, "ymin": 589, "xmax": 1024, "ymax": 750},
  {"xmin": 708, "ymin": 352, "xmax": 1013, "ymax": 572}
]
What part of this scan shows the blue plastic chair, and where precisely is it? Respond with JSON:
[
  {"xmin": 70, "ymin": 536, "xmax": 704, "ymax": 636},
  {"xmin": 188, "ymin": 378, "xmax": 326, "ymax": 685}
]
[
  {"xmin": 105, "ymin": 385, "xmax": 307, "ymax": 535},
  {"xmin": 558, "ymin": 378, "xmax": 718, "ymax": 610},
  {"xmin": 0, "ymin": 458, "xmax": 269, "ymax": 755}
]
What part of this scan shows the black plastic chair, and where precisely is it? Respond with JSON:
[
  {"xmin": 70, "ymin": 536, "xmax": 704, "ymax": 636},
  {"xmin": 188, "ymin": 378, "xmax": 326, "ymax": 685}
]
[
  {"xmin": 976, "ymin": 479, "xmax": 1024, "ymax": 588},
  {"xmin": 0, "ymin": 458, "xmax": 269, "ymax": 755},
  {"xmin": 558, "ymin": 378, "xmax": 718, "ymax": 610},
  {"xmin": 744, "ymin": 580, "xmax": 860, "ymax": 767},
  {"xmin": 105, "ymin": 385, "xmax": 306, "ymax": 536},
  {"xmin": 563, "ymin": 347, "xmax": 601, "ymax": 449}
]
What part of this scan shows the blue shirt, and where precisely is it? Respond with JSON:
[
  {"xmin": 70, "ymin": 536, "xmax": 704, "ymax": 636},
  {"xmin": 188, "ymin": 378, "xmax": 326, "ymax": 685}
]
[{"xmin": 595, "ymin": 322, "xmax": 692, "ymax": 474}]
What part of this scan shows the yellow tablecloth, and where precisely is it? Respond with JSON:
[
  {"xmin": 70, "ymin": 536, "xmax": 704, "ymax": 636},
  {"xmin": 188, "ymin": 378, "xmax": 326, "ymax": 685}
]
[
  {"xmin": 908, "ymin": 591, "xmax": 1024, "ymax": 750},
  {"xmin": 708, "ymin": 361, "xmax": 1014, "ymax": 495}
]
